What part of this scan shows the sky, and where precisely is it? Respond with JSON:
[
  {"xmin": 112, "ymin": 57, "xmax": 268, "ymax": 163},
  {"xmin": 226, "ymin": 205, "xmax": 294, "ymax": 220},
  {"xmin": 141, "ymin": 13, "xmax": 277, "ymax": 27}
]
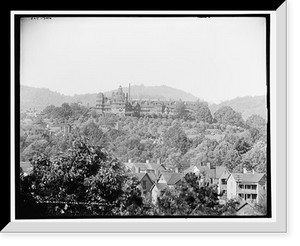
[{"xmin": 20, "ymin": 16, "xmax": 267, "ymax": 104}]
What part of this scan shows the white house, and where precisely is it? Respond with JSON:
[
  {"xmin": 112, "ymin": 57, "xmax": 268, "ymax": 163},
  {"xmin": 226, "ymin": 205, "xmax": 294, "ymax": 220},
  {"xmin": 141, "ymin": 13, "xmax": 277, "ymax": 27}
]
[{"xmin": 227, "ymin": 171, "xmax": 266, "ymax": 204}]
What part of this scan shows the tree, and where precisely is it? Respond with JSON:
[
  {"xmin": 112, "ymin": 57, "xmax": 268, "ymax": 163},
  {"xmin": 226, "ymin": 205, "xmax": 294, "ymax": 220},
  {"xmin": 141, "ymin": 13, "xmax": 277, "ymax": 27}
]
[
  {"xmin": 246, "ymin": 114, "xmax": 266, "ymax": 128},
  {"xmin": 81, "ymin": 121, "xmax": 104, "ymax": 146},
  {"xmin": 162, "ymin": 123, "xmax": 190, "ymax": 155},
  {"xmin": 41, "ymin": 105, "xmax": 56, "ymax": 118},
  {"xmin": 222, "ymin": 148, "xmax": 242, "ymax": 172},
  {"xmin": 193, "ymin": 102, "xmax": 213, "ymax": 124},
  {"xmin": 59, "ymin": 103, "xmax": 73, "ymax": 119},
  {"xmin": 241, "ymin": 141, "xmax": 267, "ymax": 172},
  {"xmin": 18, "ymin": 136, "xmax": 147, "ymax": 218},
  {"xmin": 213, "ymin": 106, "xmax": 245, "ymax": 127},
  {"xmin": 173, "ymin": 101, "xmax": 188, "ymax": 119}
]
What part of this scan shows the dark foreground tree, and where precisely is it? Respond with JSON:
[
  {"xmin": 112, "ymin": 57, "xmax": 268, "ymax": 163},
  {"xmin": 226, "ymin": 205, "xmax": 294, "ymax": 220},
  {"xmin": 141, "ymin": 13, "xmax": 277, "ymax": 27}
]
[{"xmin": 18, "ymin": 136, "xmax": 150, "ymax": 218}]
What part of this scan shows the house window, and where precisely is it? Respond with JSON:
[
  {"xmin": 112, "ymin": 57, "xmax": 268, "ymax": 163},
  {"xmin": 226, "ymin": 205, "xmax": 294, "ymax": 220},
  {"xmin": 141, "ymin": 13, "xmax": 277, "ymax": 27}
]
[
  {"xmin": 221, "ymin": 179, "xmax": 226, "ymax": 185},
  {"xmin": 251, "ymin": 185, "xmax": 257, "ymax": 190},
  {"xmin": 245, "ymin": 185, "xmax": 251, "ymax": 189},
  {"xmin": 239, "ymin": 184, "xmax": 244, "ymax": 189},
  {"xmin": 238, "ymin": 193, "xmax": 244, "ymax": 198},
  {"xmin": 246, "ymin": 194, "xmax": 251, "ymax": 199},
  {"xmin": 252, "ymin": 194, "xmax": 257, "ymax": 200}
]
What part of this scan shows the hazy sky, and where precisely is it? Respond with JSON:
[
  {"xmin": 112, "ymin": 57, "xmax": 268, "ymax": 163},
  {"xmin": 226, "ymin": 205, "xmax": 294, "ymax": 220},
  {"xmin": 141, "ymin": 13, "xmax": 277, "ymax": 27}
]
[{"xmin": 20, "ymin": 17, "xmax": 266, "ymax": 103}]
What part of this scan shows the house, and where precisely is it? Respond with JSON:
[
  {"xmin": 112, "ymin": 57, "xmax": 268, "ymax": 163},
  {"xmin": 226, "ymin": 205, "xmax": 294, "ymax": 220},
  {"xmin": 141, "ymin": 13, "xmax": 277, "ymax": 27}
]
[
  {"xmin": 215, "ymin": 166, "xmax": 231, "ymax": 195},
  {"xmin": 157, "ymin": 171, "xmax": 183, "ymax": 187},
  {"xmin": 182, "ymin": 163, "xmax": 230, "ymax": 194},
  {"xmin": 227, "ymin": 170, "xmax": 267, "ymax": 204},
  {"xmin": 150, "ymin": 183, "xmax": 169, "ymax": 204},
  {"xmin": 236, "ymin": 202, "xmax": 264, "ymax": 216},
  {"xmin": 127, "ymin": 172, "xmax": 154, "ymax": 194},
  {"xmin": 151, "ymin": 170, "xmax": 184, "ymax": 204},
  {"xmin": 123, "ymin": 159, "xmax": 166, "ymax": 182},
  {"xmin": 47, "ymin": 123, "xmax": 72, "ymax": 136}
]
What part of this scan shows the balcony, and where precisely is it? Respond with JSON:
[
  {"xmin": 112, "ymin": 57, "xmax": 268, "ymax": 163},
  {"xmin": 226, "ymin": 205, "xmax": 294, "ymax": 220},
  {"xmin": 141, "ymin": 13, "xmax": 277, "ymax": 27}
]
[{"xmin": 237, "ymin": 188, "xmax": 258, "ymax": 194}]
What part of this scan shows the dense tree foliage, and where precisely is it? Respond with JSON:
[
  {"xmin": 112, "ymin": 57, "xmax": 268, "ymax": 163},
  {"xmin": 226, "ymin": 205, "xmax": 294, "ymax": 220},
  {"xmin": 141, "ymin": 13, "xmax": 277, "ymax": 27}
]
[
  {"xmin": 213, "ymin": 106, "xmax": 245, "ymax": 127},
  {"xmin": 192, "ymin": 102, "xmax": 213, "ymax": 124}
]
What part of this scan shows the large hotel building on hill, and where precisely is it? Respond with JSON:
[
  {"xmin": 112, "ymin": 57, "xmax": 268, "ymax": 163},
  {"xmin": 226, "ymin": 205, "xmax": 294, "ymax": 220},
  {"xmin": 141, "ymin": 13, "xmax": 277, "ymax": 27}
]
[{"xmin": 93, "ymin": 85, "xmax": 207, "ymax": 117}]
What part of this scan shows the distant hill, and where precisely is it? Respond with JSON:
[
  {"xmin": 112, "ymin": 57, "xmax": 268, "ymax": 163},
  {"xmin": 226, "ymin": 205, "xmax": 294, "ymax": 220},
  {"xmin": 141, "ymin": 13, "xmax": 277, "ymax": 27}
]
[
  {"xmin": 20, "ymin": 85, "xmax": 97, "ymax": 110},
  {"xmin": 209, "ymin": 96, "xmax": 267, "ymax": 120},
  {"xmin": 104, "ymin": 84, "xmax": 200, "ymax": 102},
  {"xmin": 20, "ymin": 85, "xmax": 267, "ymax": 120}
]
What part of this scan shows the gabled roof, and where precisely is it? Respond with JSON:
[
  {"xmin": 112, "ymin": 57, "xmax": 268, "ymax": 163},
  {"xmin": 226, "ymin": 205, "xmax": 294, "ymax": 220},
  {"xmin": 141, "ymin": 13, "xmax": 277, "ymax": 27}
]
[
  {"xmin": 236, "ymin": 202, "xmax": 263, "ymax": 216},
  {"xmin": 127, "ymin": 172, "xmax": 154, "ymax": 184},
  {"xmin": 182, "ymin": 166, "xmax": 195, "ymax": 176},
  {"xmin": 231, "ymin": 173, "xmax": 266, "ymax": 183},
  {"xmin": 159, "ymin": 171, "xmax": 183, "ymax": 185},
  {"xmin": 216, "ymin": 166, "xmax": 230, "ymax": 179},
  {"xmin": 150, "ymin": 183, "xmax": 169, "ymax": 192},
  {"xmin": 148, "ymin": 173, "xmax": 158, "ymax": 183},
  {"xmin": 159, "ymin": 171, "xmax": 174, "ymax": 183},
  {"xmin": 167, "ymin": 173, "xmax": 183, "ymax": 185}
]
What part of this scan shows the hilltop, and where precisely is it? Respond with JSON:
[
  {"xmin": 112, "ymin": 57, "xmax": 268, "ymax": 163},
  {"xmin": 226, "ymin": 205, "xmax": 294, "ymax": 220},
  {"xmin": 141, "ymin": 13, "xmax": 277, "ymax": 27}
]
[
  {"xmin": 209, "ymin": 96, "xmax": 267, "ymax": 120},
  {"xmin": 104, "ymin": 84, "xmax": 200, "ymax": 102}
]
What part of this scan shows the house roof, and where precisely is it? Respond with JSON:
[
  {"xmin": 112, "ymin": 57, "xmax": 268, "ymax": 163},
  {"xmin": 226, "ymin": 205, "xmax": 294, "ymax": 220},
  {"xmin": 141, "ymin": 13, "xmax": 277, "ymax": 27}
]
[
  {"xmin": 216, "ymin": 166, "xmax": 230, "ymax": 179},
  {"xmin": 231, "ymin": 173, "xmax": 266, "ymax": 183},
  {"xmin": 151, "ymin": 183, "xmax": 169, "ymax": 192},
  {"xmin": 160, "ymin": 171, "xmax": 183, "ymax": 185},
  {"xmin": 148, "ymin": 173, "xmax": 158, "ymax": 183},
  {"xmin": 167, "ymin": 173, "xmax": 183, "ymax": 185},
  {"xmin": 127, "ymin": 172, "xmax": 154, "ymax": 184},
  {"xmin": 236, "ymin": 202, "xmax": 263, "ymax": 216},
  {"xmin": 182, "ymin": 166, "xmax": 194, "ymax": 176},
  {"xmin": 160, "ymin": 171, "xmax": 174, "ymax": 183}
]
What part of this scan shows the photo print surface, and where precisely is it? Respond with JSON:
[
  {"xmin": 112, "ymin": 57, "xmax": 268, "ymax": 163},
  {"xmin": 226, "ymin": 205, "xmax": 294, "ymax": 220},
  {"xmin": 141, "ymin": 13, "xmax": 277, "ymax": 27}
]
[{"xmin": 17, "ymin": 14, "xmax": 270, "ymax": 219}]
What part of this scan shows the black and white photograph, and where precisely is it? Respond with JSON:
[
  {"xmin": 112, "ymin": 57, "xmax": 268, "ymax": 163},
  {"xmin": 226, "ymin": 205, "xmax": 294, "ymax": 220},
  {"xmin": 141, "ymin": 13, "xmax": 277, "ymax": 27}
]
[{"xmin": 17, "ymin": 14, "xmax": 271, "ymax": 220}]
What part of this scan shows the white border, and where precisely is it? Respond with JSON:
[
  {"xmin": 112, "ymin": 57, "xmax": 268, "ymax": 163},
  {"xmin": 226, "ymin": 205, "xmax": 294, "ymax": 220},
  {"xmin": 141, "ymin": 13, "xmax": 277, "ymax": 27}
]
[{"xmin": 5, "ymin": 5, "xmax": 287, "ymax": 233}]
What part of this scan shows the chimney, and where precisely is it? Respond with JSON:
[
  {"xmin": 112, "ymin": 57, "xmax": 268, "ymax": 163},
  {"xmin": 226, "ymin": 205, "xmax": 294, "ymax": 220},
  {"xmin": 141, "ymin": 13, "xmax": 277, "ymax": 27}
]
[
  {"xmin": 243, "ymin": 167, "xmax": 247, "ymax": 174},
  {"xmin": 252, "ymin": 169, "xmax": 255, "ymax": 174},
  {"xmin": 157, "ymin": 158, "xmax": 161, "ymax": 164},
  {"xmin": 128, "ymin": 159, "xmax": 131, "ymax": 163},
  {"xmin": 137, "ymin": 167, "xmax": 140, "ymax": 173},
  {"xmin": 175, "ymin": 167, "xmax": 179, "ymax": 173},
  {"xmin": 146, "ymin": 160, "xmax": 149, "ymax": 164}
]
